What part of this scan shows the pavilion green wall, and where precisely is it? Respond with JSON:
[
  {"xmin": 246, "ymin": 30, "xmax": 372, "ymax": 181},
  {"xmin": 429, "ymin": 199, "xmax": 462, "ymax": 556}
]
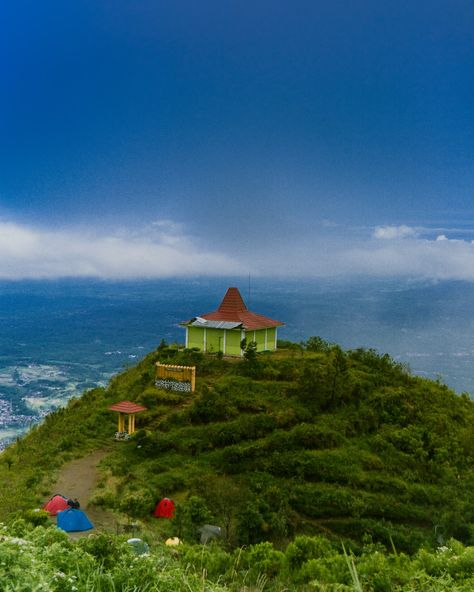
[{"xmin": 184, "ymin": 326, "xmax": 278, "ymax": 356}]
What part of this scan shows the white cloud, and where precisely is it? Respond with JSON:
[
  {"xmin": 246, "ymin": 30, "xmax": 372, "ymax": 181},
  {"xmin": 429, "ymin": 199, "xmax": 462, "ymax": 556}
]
[
  {"xmin": 0, "ymin": 221, "xmax": 246, "ymax": 279},
  {"xmin": 249, "ymin": 231, "xmax": 474, "ymax": 281},
  {"xmin": 373, "ymin": 225, "xmax": 418, "ymax": 240},
  {"xmin": 4, "ymin": 219, "xmax": 474, "ymax": 282},
  {"xmin": 341, "ymin": 237, "xmax": 474, "ymax": 280}
]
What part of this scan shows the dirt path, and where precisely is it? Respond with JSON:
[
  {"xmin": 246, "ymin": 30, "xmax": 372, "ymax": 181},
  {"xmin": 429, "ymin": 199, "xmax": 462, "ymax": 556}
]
[
  {"xmin": 50, "ymin": 449, "xmax": 115, "ymax": 535},
  {"xmin": 53, "ymin": 450, "xmax": 108, "ymax": 505}
]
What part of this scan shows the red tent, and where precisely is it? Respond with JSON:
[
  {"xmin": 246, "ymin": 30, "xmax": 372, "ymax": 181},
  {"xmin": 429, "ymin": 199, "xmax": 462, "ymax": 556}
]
[
  {"xmin": 43, "ymin": 494, "xmax": 69, "ymax": 516},
  {"xmin": 154, "ymin": 498, "xmax": 175, "ymax": 518}
]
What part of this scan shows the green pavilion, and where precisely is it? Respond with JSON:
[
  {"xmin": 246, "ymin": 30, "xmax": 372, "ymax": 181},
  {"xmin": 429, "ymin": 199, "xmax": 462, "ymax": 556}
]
[{"xmin": 182, "ymin": 287, "xmax": 284, "ymax": 356}]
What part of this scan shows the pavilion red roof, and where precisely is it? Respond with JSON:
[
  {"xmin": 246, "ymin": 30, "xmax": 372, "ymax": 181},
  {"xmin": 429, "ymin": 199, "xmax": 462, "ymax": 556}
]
[
  {"xmin": 190, "ymin": 287, "xmax": 284, "ymax": 330},
  {"xmin": 108, "ymin": 401, "xmax": 147, "ymax": 414}
]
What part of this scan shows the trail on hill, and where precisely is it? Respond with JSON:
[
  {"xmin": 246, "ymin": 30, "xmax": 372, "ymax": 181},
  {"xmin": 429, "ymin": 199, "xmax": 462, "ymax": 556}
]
[{"xmin": 50, "ymin": 449, "xmax": 113, "ymax": 534}]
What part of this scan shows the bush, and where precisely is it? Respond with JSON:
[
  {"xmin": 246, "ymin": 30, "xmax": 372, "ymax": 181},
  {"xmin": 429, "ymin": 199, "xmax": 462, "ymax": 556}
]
[
  {"xmin": 188, "ymin": 387, "xmax": 238, "ymax": 423},
  {"xmin": 209, "ymin": 414, "xmax": 278, "ymax": 448},
  {"xmin": 234, "ymin": 500, "xmax": 275, "ymax": 545},
  {"xmin": 286, "ymin": 535, "xmax": 335, "ymax": 570},
  {"xmin": 217, "ymin": 443, "xmax": 262, "ymax": 474},
  {"xmin": 239, "ymin": 541, "xmax": 285, "ymax": 579},
  {"xmin": 78, "ymin": 533, "xmax": 130, "ymax": 570},
  {"xmin": 357, "ymin": 551, "xmax": 415, "ymax": 592},
  {"xmin": 181, "ymin": 543, "xmax": 233, "ymax": 580},
  {"xmin": 138, "ymin": 386, "xmax": 187, "ymax": 408},
  {"xmin": 152, "ymin": 470, "xmax": 186, "ymax": 493},
  {"xmin": 22, "ymin": 509, "xmax": 50, "ymax": 527},
  {"xmin": 132, "ymin": 429, "xmax": 176, "ymax": 454},
  {"xmin": 304, "ymin": 336, "xmax": 334, "ymax": 353},
  {"xmin": 289, "ymin": 424, "xmax": 347, "ymax": 449},
  {"xmin": 119, "ymin": 490, "xmax": 154, "ymax": 518},
  {"xmin": 175, "ymin": 496, "xmax": 213, "ymax": 542},
  {"xmin": 290, "ymin": 484, "xmax": 358, "ymax": 518},
  {"xmin": 89, "ymin": 490, "xmax": 117, "ymax": 510}
]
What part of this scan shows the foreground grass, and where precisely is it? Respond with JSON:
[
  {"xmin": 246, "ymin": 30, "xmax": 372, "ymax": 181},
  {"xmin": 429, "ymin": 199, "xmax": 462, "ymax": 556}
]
[{"xmin": 3, "ymin": 519, "xmax": 474, "ymax": 591}]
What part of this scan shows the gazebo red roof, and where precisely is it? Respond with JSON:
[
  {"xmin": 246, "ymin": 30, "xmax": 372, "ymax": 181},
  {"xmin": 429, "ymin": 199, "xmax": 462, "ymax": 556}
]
[
  {"xmin": 191, "ymin": 287, "xmax": 284, "ymax": 330},
  {"xmin": 108, "ymin": 401, "xmax": 147, "ymax": 414}
]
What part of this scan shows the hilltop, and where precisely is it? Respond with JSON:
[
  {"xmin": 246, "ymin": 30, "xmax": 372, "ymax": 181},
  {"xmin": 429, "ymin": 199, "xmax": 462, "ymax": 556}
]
[{"xmin": 2, "ymin": 338, "xmax": 474, "ymax": 556}]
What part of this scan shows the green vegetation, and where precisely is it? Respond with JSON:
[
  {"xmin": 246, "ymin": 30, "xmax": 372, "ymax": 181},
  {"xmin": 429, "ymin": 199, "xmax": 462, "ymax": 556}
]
[
  {"xmin": 2, "ymin": 337, "xmax": 474, "ymax": 589},
  {"xmin": 3, "ymin": 521, "xmax": 474, "ymax": 591}
]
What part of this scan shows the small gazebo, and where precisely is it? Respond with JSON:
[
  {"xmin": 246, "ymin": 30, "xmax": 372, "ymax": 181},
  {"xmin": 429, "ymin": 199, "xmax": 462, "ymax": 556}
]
[{"xmin": 108, "ymin": 400, "xmax": 147, "ymax": 437}]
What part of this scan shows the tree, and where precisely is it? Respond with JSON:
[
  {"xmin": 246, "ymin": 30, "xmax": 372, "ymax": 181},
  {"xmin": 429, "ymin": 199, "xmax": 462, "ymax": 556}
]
[
  {"xmin": 176, "ymin": 496, "xmax": 212, "ymax": 541},
  {"xmin": 193, "ymin": 475, "xmax": 244, "ymax": 542},
  {"xmin": 304, "ymin": 336, "xmax": 333, "ymax": 353},
  {"xmin": 243, "ymin": 341, "xmax": 258, "ymax": 364},
  {"xmin": 298, "ymin": 362, "xmax": 330, "ymax": 408},
  {"xmin": 239, "ymin": 339, "xmax": 260, "ymax": 377}
]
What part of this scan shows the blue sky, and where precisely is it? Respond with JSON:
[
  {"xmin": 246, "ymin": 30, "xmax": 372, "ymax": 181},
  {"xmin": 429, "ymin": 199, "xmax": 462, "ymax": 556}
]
[{"xmin": 2, "ymin": 0, "xmax": 474, "ymax": 279}]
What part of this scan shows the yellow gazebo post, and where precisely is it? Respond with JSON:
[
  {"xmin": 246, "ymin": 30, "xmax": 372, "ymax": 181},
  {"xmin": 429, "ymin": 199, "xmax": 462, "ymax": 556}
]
[{"xmin": 108, "ymin": 401, "xmax": 147, "ymax": 439}]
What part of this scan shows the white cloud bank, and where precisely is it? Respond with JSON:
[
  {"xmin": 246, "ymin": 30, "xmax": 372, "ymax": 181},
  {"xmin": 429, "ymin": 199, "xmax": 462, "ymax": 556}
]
[
  {"xmin": 0, "ymin": 221, "xmax": 246, "ymax": 279},
  {"xmin": 250, "ymin": 225, "xmax": 474, "ymax": 281},
  {"xmin": 341, "ymin": 235, "xmax": 474, "ymax": 280},
  {"xmin": 3, "ymin": 221, "xmax": 474, "ymax": 281}
]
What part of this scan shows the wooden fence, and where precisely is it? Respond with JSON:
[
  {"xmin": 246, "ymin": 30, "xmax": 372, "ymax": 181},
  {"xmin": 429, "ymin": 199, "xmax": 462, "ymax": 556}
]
[{"xmin": 155, "ymin": 362, "xmax": 196, "ymax": 392}]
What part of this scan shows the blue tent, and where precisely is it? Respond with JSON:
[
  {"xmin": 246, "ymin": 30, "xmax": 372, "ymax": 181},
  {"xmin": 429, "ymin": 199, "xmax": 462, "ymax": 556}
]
[{"xmin": 57, "ymin": 508, "xmax": 93, "ymax": 532}]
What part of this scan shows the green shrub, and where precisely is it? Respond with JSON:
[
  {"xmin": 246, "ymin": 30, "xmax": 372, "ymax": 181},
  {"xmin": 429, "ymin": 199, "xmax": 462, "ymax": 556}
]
[
  {"xmin": 217, "ymin": 443, "xmax": 262, "ymax": 473},
  {"xmin": 304, "ymin": 336, "xmax": 334, "ymax": 353},
  {"xmin": 78, "ymin": 533, "xmax": 131, "ymax": 570},
  {"xmin": 234, "ymin": 500, "xmax": 275, "ymax": 545},
  {"xmin": 239, "ymin": 541, "xmax": 285, "ymax": 579},
  {"xmin": 286, "ymin": 535, "xmax": 335, "ymax": 570},
  {"xmin": 188, "ymin": 388, "xmax": 238, "ymax": 423},
  {"xmin": 21, "ymin": 509, "xmax": 50, "ymax": 527},
  {"xmin": 152, "ymin": 470, "xmax": 186, "ymax": 493},
  {"xmin": 119, "ymin": 490, "xmax": 154, "ymax": 518},
  {"xmin": 290, "ymin": 485, "xmax": 358, "ymax": 518},
  {"xmin": 290, "ymin": 424, "xmax": 347, "ymax": 449},
  {"xmin": 133, "ymin": 429, "xmax": 177, "ymax": 454},
  {"xmin": 299, "ymin": 553, "xmax": 350, "ymax": 586},
  {"xmin": 89, "ymin": 490, "xmax": 117, "ymax": 509},
  {"xmin": 181, "ymin": 543, "xmax": 233, "ymax": 580},
  {"xmin": 175, "ymin": 495, "xmax": 213, "ymax": 542}
]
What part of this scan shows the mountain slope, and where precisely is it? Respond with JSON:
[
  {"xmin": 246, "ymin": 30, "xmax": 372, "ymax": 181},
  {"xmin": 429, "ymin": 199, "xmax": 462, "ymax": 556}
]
[{"xmin": 2, "ymin": 339, "xmax": 474, "ymax": 552}]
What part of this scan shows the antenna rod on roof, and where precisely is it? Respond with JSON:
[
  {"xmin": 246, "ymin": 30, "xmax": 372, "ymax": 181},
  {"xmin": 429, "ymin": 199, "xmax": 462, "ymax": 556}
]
[{"xmin": 248, "ymin": 273, "xmax": 251, "ymax": 306}]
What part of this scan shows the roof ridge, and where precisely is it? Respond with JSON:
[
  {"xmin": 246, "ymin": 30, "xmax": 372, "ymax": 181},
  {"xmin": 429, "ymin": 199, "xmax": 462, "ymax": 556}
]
[
  {"xmin": 183, "ymin": 287, "xmax": 284, "ymax": 329},
  {"xmin": 217, "ymin": 287, "xmax": 248, "ymax": 313}
]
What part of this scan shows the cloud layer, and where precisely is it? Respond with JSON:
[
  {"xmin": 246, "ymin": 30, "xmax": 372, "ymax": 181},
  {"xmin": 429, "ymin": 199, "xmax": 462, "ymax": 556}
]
[
  {"xmin": 250, "ymin": 225, "xmax": 474, "ymax": 280},
  {"xmin": 2, "ymin": 221, "xmax": 474, "ymax": 281},
  {"xmin": 0, "ymin": 221, "xmax": 246, "ymax": 279},
  {"xmin": 341, "ymin": 234, "xmax": 474, "ymax": 280}
]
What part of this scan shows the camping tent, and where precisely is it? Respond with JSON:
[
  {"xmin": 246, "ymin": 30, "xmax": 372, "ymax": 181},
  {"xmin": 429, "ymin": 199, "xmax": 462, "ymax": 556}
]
[
  {"xmin": 57, "ymin": 508, "xmax": 93, "ymax": 532},
  {"xmin": 127, "ymin": 538, "xmax": 150, "ymax": 555},
  {"xmin": 153, "ymin": 498, "xmax": 175, "ymax": 518},
  {"xmin": 43, "ymin": 494, "xmax": 69, "ymax": 516},
  {"xmin": 199, "ymin": 524, "xmax": 222, "ymax": 544}
]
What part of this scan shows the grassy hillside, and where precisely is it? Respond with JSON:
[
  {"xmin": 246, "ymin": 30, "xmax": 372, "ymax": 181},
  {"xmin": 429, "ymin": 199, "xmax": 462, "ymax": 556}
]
[{"xmin": 2, "ymin": 338, "xmax": 474, "ymax": 556}]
